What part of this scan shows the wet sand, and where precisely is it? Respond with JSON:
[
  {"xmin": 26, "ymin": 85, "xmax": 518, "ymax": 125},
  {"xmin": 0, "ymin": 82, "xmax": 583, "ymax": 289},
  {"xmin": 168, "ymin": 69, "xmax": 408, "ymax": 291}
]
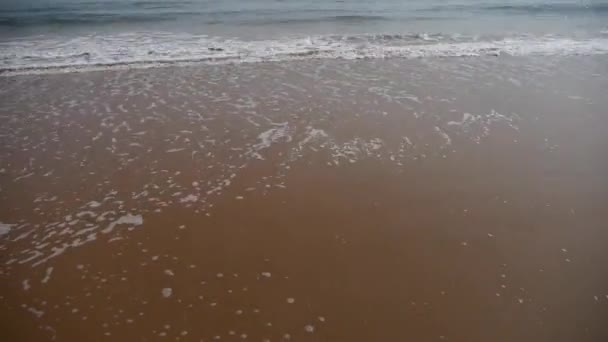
[{"xmin": 1, "ymin": 56, "xmax": 608, "ymax": 341}]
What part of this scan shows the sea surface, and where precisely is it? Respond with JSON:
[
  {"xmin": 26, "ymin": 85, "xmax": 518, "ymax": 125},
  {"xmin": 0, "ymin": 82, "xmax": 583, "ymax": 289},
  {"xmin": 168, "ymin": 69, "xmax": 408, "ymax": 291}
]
[{"xmin": 1, "ymin": 0, "xmax": 607, "ymax": 74}]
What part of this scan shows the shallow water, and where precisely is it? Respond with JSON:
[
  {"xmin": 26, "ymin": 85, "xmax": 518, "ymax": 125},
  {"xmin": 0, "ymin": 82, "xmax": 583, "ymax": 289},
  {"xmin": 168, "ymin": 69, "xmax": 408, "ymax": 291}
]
[{"xmin": 1, "ymin": 55, "xmax": 608, "ymax": 341}]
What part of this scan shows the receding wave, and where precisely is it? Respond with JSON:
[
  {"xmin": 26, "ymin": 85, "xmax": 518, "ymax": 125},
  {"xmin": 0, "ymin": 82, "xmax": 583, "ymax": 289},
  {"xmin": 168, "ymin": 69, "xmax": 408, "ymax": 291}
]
[{"xmin": 2, "ymin": 32, "xmax": 608, "ymax": 76}]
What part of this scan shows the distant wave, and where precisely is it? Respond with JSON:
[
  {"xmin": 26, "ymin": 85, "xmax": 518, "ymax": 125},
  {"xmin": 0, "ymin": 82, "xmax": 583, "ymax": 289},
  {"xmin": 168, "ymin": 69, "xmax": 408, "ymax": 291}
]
[
  {"xmin": 426, "ymin": 3, "xmax": 608, "ymax": 14},
  {"xmin": 2, "ymin": 32, "xmax": 608, "ymax": 76},
  {"xmin": 0, "ymin": 13, "xmax": 187, "ymax": 27},
  {"xmin": 132, "ymin": 1, "xmax": 196, "ymax": 10},
  {"xmin": 0, "ymin": 0, "xmax": 196, "ymax": 13},
  {"xmin": 241, "ymin": 14, "xmax": 392, "ymax": 26},
  {"xmin": 0, "ymin": 12, "xmax": 402, "ymax": 28},
  {"xmin": 326, "ymin": 15, "xmax": 388, "ymax": 22},
  {"xmin": 482, "ymin": 3, "xmax": 608, "ymax": 13},
  {"xmin": 2, "ymin": 1, "xmax": 607, "ymax": 28},
  {"xmin": 0, "ymin": 11, "xmax": 392, "ymax": 27}
]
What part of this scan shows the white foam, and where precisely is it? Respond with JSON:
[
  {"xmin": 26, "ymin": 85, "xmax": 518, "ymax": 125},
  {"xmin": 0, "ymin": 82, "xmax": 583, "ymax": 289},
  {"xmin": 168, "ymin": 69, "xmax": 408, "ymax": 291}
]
[
  {"xmin": 299, "ymin": 127, "xmax": 328, "ymax": 148},
  {"xmin": 41, "ymin": 267, "xmax": 54, "ymax": 284},
  {"xmin": 87, "ymin": 201, "xmax": 102, "ymax": 208},
  {"xmin": 0, "ymin": 223, "xmax": 14, "ymax": 236},
  {"xmin": 368, "ymin": 138, "xmax": 383, "ymax": 151},
  {"xmin": 161, "ymin": 288, "xmax": 173, "ymax": 298},
  {"xmin": 249, "ymin": 122, "xmax": 291, "ymax": 159},
  {"xmin": 13, "ymin": 172, "xmax": 34, "ymax": 182},
  {"xmin": 2, "ymin": 32, "xmax": 608, "ymax": 76},
  {"xmin": 180, "ymin": 194, "xmax": 198, "ymax": 203},
  {"xmin": 101, "ymin": 214, "xmax": 143, "ymax": 234},
  {"xmin": 32, "ymin": 244, "xmax": 69, "ymax": 267},
  {"xmin": 27, "ymin": 306, "xmax": 45, "ymax": 318},
  {"xmin": 447, "ymin": 113, "xmax": 476, "ymax": 126},
  {"xmin": 434, "ymin": 126, "xmax": 452, "ymax": 146}
]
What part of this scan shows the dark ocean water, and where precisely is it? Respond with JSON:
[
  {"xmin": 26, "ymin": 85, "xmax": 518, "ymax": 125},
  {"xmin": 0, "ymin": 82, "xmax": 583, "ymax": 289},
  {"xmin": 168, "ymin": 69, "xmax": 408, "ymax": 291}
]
[
  {"xmin": 1, "ymin": 0, "xmax": 606, "ymax": 34},
  {"xmin": 1, "ymin": 0, "xmax": 607, "ymax": 74}
]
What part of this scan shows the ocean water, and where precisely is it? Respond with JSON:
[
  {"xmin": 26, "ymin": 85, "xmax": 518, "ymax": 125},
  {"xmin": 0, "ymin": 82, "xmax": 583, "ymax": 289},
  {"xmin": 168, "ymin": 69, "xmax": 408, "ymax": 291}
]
[{"xmin": 1, "ymin": 0, "xmax": 607, "ymax": 74}]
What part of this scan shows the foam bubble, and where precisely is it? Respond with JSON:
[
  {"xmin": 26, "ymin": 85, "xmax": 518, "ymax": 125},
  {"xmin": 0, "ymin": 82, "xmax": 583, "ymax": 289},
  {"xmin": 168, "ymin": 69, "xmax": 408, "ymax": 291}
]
[
  {"xmin": 101, "ymin": 214, "xmax": 143, "ymax": 234},
  {"xmin": 0, "ymin": 223, "xmax": 15, "ymax": 236},
  {"xmin": 41, "ymin": 267, "xmax": 54, "ymax": 284},
  {"xmin": 161, "ymin": 288, "xmax": 173, "ymax": 298}
]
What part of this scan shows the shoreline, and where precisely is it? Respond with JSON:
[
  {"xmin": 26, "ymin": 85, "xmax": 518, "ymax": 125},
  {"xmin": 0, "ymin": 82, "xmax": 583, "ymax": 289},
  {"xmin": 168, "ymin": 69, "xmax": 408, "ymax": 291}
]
[{"xmin": 3, "ymin": 33, "xmax": 608, "ymax": 77}]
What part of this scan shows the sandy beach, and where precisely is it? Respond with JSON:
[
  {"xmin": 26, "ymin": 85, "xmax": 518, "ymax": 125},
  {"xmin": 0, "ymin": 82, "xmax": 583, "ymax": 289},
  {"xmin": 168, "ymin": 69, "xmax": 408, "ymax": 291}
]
[{"xmin": 1, "ymin": 55, "xmax": 608, "ymax": 341}]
